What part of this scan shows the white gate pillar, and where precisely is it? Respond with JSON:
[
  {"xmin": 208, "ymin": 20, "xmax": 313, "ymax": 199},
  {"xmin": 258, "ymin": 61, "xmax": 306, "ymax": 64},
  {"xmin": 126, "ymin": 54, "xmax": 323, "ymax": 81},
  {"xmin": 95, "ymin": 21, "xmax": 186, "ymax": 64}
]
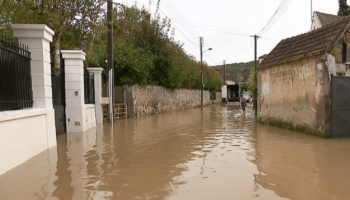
[
  {"xmin": 61, "ymin": 50, "xmax": 86, "ymax": 133},
  {"xmin": 11, "ymin": 24, "xmax": 56, "ymax": 148},
  {"xmin": 11, "ymin": 24, "xmax": 54, "ymax": 109},
  {"xmin": 87, "ymin": 68, "xmax": 103, "ymax": 123}
]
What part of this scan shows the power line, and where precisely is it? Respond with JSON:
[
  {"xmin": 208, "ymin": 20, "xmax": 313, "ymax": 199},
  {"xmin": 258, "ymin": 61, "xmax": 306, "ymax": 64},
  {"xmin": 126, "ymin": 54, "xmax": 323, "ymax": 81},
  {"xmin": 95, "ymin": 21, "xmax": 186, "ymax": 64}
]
[
  {"xmin": 150, "ymin": 0, "xmax": 219, "ymax": 65},
  {"xmin": 262, "ymin": 0, "xmax": 293, "ymax": 35},
  {"xmin": 258, "ymin": 0, "xmax": 293, "ymax": 36},
  {"xmin": 161, "ymin": 0, "xmax": 224, "ymax": 63},
  {"xmin": 150, "ymin": 0, "xmax": 200, "ymax": 49},
  {"xmin": 260, "ymin": 36, "xmax": 280, "ymax": 43},
  {"xmin": 173, "ymin": 20, "xmax": 250, "ymax": 36},
  {"xmin": 160, "ymin": 0, "xmax": 221, "ymax": 63},
  {"xmin": 173, "ymin": 22, "xmax": 250, "ymax": 37},
  {"xmin": 259, "ymin": 0, "xmax": 288, "ymax": 34},
  {"xmin": 162, "ymin": 0, "xmax": 200, "ymax": 40}
]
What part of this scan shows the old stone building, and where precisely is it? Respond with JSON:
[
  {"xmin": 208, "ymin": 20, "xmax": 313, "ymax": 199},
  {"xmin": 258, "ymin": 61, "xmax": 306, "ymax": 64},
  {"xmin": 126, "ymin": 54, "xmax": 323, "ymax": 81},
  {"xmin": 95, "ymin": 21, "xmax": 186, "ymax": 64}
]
[{"xmin": 258, "ymin": 16, "xmax": 350, "ymax": 138}]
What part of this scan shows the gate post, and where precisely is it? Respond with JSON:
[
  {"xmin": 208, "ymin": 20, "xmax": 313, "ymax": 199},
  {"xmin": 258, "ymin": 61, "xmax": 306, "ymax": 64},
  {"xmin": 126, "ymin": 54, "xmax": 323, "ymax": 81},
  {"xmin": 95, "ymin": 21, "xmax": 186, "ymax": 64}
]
[
  {"xmin": 11, "ymin": 24, "xmax": 56, "ymax": 148},
  {"xmin": 87, "ymin": 68, "xmax": 103, "ymax": 123},
  {"xmin": 61, "ymin": 50, "xmax": 86, "ymax": 133},
  {"xmin": 11, "ymin": 24, "xmax": 55, "ymax": 109}
]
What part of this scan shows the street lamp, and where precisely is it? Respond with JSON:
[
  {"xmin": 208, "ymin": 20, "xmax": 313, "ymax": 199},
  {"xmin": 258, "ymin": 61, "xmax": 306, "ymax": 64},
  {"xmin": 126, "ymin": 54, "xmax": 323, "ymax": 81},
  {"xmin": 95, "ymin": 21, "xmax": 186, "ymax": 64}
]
[{"xmin": 200, "ymin": 47, "xmax": 212, "ymax": 107}]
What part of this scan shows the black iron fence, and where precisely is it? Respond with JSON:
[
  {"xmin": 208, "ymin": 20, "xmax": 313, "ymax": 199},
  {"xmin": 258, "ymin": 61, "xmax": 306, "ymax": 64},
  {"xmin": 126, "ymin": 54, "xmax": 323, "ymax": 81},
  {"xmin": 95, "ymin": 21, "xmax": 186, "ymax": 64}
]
[
  {"xmin": 0, "ymin": 36, "xmax": 32, "ymax": 111},
  {"xmin": 84, "ymin": 68, "xmax": 95, "ymax": 104},
  {"xmin": 52, "ymin": 54, "xmax": 66, "ymax": 106}
]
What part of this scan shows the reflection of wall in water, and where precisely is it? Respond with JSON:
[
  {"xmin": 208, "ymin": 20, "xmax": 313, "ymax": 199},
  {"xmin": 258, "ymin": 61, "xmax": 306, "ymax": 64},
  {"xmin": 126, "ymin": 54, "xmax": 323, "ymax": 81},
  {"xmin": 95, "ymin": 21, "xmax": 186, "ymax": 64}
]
[
  {"xmin": 253, "ymin": 126, "xmax": 350, "ymax": 200},
  {"xmin": 0, "ymin": 147, "xmax": 58, "ymax": 200},
  {"xmin": 65, "ymin": 127, "xmax": 98, "ymax": 199}
]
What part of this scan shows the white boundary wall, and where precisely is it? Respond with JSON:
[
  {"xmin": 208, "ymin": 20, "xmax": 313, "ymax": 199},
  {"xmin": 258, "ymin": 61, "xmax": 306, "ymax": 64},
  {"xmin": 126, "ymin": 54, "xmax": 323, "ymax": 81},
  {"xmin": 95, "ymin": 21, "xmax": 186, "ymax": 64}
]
[{"xmin": 0, "ymin": 24, "xmax": 56, "ymax": 175}]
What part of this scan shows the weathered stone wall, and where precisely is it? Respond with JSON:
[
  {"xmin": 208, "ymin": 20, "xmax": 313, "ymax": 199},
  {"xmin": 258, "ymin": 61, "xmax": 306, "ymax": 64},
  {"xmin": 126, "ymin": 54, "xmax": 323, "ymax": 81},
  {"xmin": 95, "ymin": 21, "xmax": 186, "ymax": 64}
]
[
  {"xmin": 126, "ymin": 85, "xmax": 220, "ymax": 117},
  {"xmin": 213, "ymin": 92, "xmax": 222, "ymax": 104},
  {"xmin": 258, "ymin": 54, "xmax": 332, "ymax": 137}
]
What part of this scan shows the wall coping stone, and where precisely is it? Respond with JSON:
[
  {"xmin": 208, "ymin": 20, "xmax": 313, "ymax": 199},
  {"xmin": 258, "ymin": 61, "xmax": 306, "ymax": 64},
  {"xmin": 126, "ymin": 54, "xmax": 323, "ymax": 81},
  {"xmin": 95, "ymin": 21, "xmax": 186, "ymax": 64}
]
[
  {"xmin": 87, "ymin": 67, "xmax": 103, "ymax": 74},
  {"xmin": 0, "ymin": 108, "xmax": 46, "ymax": 122},
  {"xmin": 83, "ymin": 104, "xmax": 96, "ymax": 109},
  {"xmin": 61, "ymin": 50, "xmax": 86, "ymax": 61},
  {"xmin": 11, "ymin": 24, "xmax": 54, "ymax": 42}
]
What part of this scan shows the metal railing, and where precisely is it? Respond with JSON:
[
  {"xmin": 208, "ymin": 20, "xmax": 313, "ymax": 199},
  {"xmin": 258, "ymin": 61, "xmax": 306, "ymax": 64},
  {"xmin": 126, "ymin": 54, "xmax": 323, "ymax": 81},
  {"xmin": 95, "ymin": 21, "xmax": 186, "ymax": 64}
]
[
  {"xmin": 0, "ymin": 36, "xmax": 32, "ymax": 111},
  {"xmin": 84, "ymin": 68, "xmax": 95, "ymax": 104},
  {"xmin": 52, "ymin": 54, "xmax": 66, "ymax": 106}
]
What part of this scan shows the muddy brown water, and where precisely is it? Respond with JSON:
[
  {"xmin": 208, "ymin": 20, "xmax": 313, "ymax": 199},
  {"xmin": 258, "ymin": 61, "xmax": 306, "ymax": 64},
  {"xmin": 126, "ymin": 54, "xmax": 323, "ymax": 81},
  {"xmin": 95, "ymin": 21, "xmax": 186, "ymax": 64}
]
[{"xmin": 1, "ymin": 105, "xmax": 350, "ymax": 200}]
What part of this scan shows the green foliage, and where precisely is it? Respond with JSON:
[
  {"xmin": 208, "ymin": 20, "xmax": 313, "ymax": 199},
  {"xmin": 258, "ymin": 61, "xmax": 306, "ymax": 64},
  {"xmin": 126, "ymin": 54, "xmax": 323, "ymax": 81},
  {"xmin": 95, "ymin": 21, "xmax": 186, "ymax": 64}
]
[
  {"xmin": 204, "ymin": 66, "xmax": 222, "ymax": 93},
  {"xmin": 85, "ymin": 3, "xmax": 223, "ymax": 92},
  {"xmin": 338, "ymin": 0, "xmax": 350, "ymax": 16},
  {"xmin": 242, "ymin": 69, "xmax": 257, "ymax": 98},
  {"xmin": 113, "ymin": 38, "xmax": 154, "ymax": 86},
  {"xmin": 0, "ymin": 0, "xmax": 105, "ymax": 68},
  {"xmin": 214, "ymin": 61, "xmax": 256, "ymax": 82}
]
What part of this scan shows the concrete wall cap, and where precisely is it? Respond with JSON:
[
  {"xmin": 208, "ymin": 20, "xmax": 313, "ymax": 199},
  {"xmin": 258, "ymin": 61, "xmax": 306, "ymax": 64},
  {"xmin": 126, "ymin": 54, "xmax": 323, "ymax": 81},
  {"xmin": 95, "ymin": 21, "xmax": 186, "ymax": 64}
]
[
  {"xmin": 11, "ymin": 24, "xmax": 55, "ymax": 42},
  {"xmin": 0, "ymin": 108, "xmax": 46, "ymax": 122},
  {"xmin": 83, "ymin": 104, "xmax": 96, "ymax": 109},
  {"xmin": 87, "ymin": 67, "xmax": 103, "ymax": 73},
  {"xmin": 61, "ymin": 50, "xmax": 86, "ymax": 60}
]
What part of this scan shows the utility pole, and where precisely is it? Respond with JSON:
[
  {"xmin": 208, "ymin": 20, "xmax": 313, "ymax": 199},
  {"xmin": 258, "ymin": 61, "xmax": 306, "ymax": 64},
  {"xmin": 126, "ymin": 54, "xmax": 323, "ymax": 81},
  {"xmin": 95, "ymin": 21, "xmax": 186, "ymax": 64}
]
[
  {"xmin": 223, "ymin": 60, "xmax": 226, "ymax": 85},
  {"xmin": 200, "ymin": 37, "xmax": 204, "ymax": 107},
  {"xmin": 251, "ymin": 35, "xmax": 259, "ymax": 116},
  {"xmin": 311, "ymin": 0, "xmax": 313, "ymax": 24},
  {"xmin": 107, "ymin": 0, "xmax": 114, "ymax": 122},
  {"xmin": 199, "ymin": 37, "xmax": 212, "ymax": 107}
]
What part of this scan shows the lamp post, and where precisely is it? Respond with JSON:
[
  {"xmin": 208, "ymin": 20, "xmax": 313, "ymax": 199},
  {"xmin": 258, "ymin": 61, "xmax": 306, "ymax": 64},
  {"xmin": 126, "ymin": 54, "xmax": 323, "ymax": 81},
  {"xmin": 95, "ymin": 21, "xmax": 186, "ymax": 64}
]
[{"xmin": 200, "ymin": 40, "xmax": 212, "ymax": 107}]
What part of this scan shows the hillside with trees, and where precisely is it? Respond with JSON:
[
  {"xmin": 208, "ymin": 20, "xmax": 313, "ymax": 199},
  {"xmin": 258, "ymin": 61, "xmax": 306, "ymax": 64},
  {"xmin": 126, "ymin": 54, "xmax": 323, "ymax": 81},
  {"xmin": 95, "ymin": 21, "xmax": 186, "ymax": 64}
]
[{"xmin": 213, "ymin": 61, "xmax": 256, "ymax": 82}]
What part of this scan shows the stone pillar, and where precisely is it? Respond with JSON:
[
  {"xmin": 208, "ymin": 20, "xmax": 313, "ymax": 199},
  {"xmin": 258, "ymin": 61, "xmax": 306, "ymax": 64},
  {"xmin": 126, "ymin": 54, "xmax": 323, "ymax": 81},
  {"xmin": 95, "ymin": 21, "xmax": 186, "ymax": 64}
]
[
  {"xmin": 87, "ymin": 68, "xmax": 103, "ymax": 123},
  {"xmin": 61, "ymin": 50, "xmax": 86, "ymax": 133},
  {"xmin": 11, "ymin": 24, "xmax": 56, "ymax": 148}
]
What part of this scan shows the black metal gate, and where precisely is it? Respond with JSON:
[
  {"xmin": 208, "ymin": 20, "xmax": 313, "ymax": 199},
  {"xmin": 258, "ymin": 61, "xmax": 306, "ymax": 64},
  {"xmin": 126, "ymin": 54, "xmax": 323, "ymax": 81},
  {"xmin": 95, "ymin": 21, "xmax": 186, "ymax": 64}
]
[
  {"xmin": 52, "ymin": 55, "xmax": 66, "ymax": 134},
  {"xmin": 331, "ymin": 76, "xmax": 350, "ymax": 138},
  {"xmin": 84, "ymin": 68, "xmax": 95, "ymax": 104}
]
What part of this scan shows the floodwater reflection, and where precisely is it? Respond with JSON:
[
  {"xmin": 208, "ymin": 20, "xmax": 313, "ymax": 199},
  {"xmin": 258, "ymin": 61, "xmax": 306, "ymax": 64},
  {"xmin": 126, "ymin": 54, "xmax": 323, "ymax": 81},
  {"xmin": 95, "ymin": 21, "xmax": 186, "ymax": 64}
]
[{"xmin": 1, "ymin": 105, "xmax": 350, "ymax": 200}]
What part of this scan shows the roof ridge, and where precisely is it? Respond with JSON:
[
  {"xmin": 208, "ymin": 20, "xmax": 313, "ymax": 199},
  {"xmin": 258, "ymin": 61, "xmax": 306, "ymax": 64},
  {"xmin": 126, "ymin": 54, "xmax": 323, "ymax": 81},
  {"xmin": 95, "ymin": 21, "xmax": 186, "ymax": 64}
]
[
  {"xmin": 315, "ymin": 11, "xmax": 339, "ymax": 17},
  {"xmin": 280, "ymin": 16, "xmax": 350, "ymax": 42},
  {"xmin": 258, "ymin": 15, "xmax": 350, "ymax": 69}
]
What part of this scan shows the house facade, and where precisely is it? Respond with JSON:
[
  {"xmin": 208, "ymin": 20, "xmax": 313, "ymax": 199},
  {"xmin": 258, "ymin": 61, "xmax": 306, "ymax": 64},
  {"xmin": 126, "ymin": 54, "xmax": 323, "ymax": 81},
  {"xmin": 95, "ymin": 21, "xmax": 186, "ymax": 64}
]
[{"xmin": 258, "ymin": 16, "xmax": 350, "ymax": 138}]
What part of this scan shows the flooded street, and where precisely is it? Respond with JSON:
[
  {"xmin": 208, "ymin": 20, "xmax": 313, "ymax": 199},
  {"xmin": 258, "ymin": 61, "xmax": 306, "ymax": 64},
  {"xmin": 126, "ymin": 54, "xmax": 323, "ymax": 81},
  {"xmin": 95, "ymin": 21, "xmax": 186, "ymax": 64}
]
[{"xmin": 1, "ymin": 104, "xmax": 350, "ymax": 200}]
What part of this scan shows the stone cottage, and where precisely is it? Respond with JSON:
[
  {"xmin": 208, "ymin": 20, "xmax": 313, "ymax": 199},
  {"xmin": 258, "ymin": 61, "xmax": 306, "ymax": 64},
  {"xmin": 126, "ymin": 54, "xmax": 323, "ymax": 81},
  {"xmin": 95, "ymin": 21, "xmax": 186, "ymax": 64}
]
[{"xmin": 257, "ymin": 16, "xmax": 350, "ymax": 138}]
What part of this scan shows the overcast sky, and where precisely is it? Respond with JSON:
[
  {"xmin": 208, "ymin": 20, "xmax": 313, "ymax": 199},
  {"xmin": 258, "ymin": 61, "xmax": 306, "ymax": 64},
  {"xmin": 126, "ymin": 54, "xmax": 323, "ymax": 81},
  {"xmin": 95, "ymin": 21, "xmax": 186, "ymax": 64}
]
[{"xmin": 116, "ymin": 0, "xmax": 338, "ymax": 66}]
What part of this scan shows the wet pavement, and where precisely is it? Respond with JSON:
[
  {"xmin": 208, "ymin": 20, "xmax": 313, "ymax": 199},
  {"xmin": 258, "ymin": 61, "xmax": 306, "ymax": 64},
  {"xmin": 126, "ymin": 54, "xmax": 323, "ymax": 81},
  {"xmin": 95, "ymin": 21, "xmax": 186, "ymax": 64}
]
[{"xmin": 1, "ymin": 104, "xmax": 350, "ymax": 200}]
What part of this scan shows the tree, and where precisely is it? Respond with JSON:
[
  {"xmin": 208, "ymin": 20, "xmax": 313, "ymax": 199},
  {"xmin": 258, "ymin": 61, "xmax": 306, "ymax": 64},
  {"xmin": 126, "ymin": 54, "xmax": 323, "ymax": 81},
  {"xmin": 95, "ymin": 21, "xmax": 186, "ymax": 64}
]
[
  {"xmin": 240, "ymin": 69, "xmax": 257, "ymax": 98},
  {"xmin": 0, "ymin": 0, "xmax": 105, "ymax": 68},
  {"xmin": 338, "ymin": 0, "xmax": 350, "ymax": 16},
  {"xmin": 84, "ymin": 3, "xmax": 223, "ymax": 93}
]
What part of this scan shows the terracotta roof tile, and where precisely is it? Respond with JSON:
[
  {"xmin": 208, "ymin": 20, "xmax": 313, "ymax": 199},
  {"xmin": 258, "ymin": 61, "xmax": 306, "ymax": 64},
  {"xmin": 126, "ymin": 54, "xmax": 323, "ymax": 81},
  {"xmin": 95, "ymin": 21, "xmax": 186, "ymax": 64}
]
[{"xmin": 258, "ymin": 16, "xmax": 350, "ymax": 69}]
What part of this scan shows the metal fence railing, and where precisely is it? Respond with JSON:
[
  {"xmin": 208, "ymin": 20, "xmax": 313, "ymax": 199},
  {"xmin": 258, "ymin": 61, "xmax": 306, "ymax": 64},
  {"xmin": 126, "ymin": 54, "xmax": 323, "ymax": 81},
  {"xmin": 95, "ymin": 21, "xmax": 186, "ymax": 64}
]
[
  {"xmin": 52, "ymin": 54, "xmax": 66, "ymax": 106},
  {"xmin": 84, "ymin": 68, "xmax": 95, "ymax": 104},
  {"xmin": 0, "ymin": 36, "xmax": 32, "ymax": 111}
]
